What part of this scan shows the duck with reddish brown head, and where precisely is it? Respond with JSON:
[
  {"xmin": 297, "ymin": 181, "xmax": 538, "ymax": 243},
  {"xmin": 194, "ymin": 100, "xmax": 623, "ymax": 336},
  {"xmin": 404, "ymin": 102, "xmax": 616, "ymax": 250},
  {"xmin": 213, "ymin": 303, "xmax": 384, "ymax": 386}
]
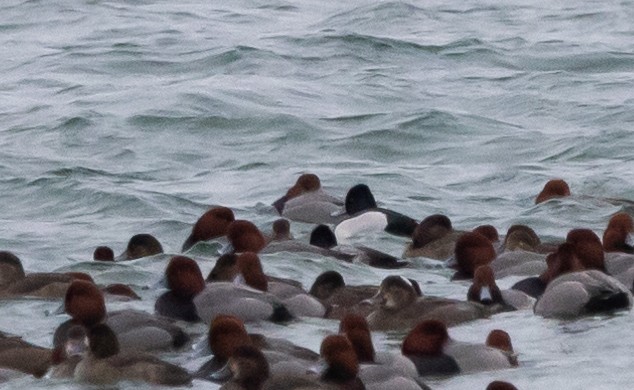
[
  {"xmin": 319, "ymin": 334, "xmax": 365, "ymax": 389},
  {"xmin": 535, "ymin": 179, "xmax": 571, "ymax": 204},
  {"xmin": 226, "ymin": 220, "xmax": 267, "ymax": 254},
  {"xmin": 55, "ymin": 280, "xmax": 189, "ymax": 353},
  {"xmin": 452, "ymin": 232, "xmax": 496, "ymax": 280},
  {"xmin": 534, "ymin": 242, "xmax": 632, "ymax": 318},
  {"xmin": 603, "ymin": 212, "xmax": 634, "ymax": 253},
  {"xmin": 468, "ymin": 266, "xmax": 535, "ymax": 311},
  {"xmin": 195, "ymin": 315, "xmax": 254, "ymax": 381},
  {"xmin": 272, "ymin": 173, "xmax": 344, "ymax": 225},
  {"xmin": 182, "ymin": 206, "xmax": 235, "ymax": 252},
  {"xmin": 155, "ymin": 256, "xmax": 205, "ymax": 322},
  {"xmin": 401, "ymin": 320, "xmax": 459, "ymax": 376},
  {"xmin": 339, "ymin": 314, "xmax": 427, "ymax": 390},
  {"xmin": 194, "ymin": 253, "xmax": 296, "ymax": 324}
]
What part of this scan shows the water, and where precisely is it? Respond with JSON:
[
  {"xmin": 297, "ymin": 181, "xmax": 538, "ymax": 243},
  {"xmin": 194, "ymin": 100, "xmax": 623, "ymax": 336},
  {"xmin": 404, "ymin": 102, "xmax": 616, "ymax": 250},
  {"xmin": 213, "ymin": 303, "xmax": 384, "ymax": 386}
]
[{"xmin": 1, "ymin": 0, "xmax": 634, "ymax": 388}]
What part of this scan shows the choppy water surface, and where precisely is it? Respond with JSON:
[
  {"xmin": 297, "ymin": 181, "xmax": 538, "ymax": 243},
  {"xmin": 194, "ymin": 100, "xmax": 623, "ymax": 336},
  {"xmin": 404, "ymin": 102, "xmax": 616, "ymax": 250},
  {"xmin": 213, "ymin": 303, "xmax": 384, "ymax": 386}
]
[{"xmin": 1, "ymin": 0, "xmax": 634, "ymax": 389}]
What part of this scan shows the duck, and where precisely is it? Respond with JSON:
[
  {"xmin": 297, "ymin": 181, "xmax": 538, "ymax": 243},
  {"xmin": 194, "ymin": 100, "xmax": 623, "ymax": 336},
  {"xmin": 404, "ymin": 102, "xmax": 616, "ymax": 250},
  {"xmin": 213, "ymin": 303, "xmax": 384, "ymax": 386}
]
[
  {"xmin": 401, "ymin": 320, "xmax": 460, "ymax": 376},
  {"xmin": 220, "ymin": 334, "xmax": 365, "ymax": 389},
  {"xmin": 93, "ymin": 246, "xmax": 114, "ymax": 261},
  {"xmin": 207, "ymin": 251, "xmax": 325, "ymax": 318},
  {"xmin": 225, "ymin": 220, "xmax": 268, "ymax": 254},
  {"xmin": 272, "ymin": 173, "xmax": 345, "ymax": 225},
  {"xmin": 261, "ymin": 223, "xmax": 355, "ymax": 262},
  {"xmin": 451, "ymin": 231, "xmax": 497, "ymax": 280},
  {"xmin": 444, "ymin": 328, "xmax": 518, "ymax": 373},
  {"xmin": 309, "ymin": 271, "xmax": 381, "ymax": 320},
  {"xmin": 0, "ymin": 251, "xmax": 104, "ymax": 299},
  {"xmin": 490, "ymin": 226, "xmax": 550, "ymax": 278},
  {"xmin": 194, "ymin": 261, "xmax": 296, "ymax": 325},
  {"xmin": 403, "ymin": 214, "xmax": 464, "ymax": 260},
  {"xmin": 534, "ymin": 242, "xmax": 633, "ymax": 318},
  {"xmin": 206, "ymin": 253, "xmax": 303, "ymax": 289},
  {"xmin": 266, "ymin": 219, "xmax": 294, "ymax": 243},
  {"xmin": 334, "ymin": 184, "xmax": 418, "ymax": 242},
  {"xmin": 115, "ymin": 233, "xmax": 164, "ymax": 260},
  {"xmin": 402, "ymin": 320, "xmax": 516, "ymax": 376},
  {"xmin": 535, "ymin": 178, "xmax": 571, "ymax": 204},
  {"xmin": 54, "ymin": 280, "xmax": 189, "ymax": 353},
  {"xmin": 508, "ymin": 228, "xmax": 603, "ymax": 298},
  {"xmin": 308, "ymin": 225, "xmax": 410, "ymax": 269},
  {"xmin": 154, "ymin": 255, "xmax": 205, "ymax": 322},
  {"xmin": 316, "ymin": 334, "xmax": 366, "ymax": 389},
  {"xmin": 339, "ymin": 314, "xmax": 429, "ymax": 390},
  {"xmin": 196, "ymin": 315, "xmax": 318, "ymax": 382},
  {"xmin": 181, "ymin": 206, "xmax": 235, "ymax": 252},
  {"xmin": 218, "ymin": 344, "xmax": 328, "ymax": 390},
  {"xmin": 366, "ymin": 275, "xmax": 489, "ymax": 331},
  {"xmin": 467, "ymin": 265, "xmax": 535, "ymax": 311},
  {"xmin": 0, "ymin": 330, "xmax": 52, "ymax": 378},
  {"xmin": 603, "ymin": 212, "xmax": 634, "ymax": 253},
  {"xmin": 473, "ymin": 225, "xmax": 500, "ymax": 246},
  {"xmin": 73, "ymin": 323, "xmax": 191, "ymax": 386},
  {"xmin": 487, "ymin": 381, "xmax": 519, "ymax": 390}
]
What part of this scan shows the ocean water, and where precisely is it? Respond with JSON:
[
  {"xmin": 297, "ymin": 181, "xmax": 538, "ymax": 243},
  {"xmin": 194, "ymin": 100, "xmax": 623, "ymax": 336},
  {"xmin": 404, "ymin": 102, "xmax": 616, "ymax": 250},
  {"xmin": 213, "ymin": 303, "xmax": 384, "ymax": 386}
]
[{"xmin": 1, "ymin": 0, "xmax": 634, "ymax": 388}]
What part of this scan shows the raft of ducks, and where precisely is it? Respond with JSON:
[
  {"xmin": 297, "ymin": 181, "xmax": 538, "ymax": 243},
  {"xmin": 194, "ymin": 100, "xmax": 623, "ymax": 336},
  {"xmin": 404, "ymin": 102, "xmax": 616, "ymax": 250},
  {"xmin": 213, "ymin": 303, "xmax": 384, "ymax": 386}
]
[{"xmin": 1, "ymin": 174, "xmax": 633, "ymax": 389}]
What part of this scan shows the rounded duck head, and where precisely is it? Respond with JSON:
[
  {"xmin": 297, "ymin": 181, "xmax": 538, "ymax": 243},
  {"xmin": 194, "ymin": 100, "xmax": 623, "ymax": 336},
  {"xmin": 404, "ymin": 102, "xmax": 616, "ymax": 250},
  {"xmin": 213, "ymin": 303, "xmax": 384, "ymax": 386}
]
[
  {"xmin": 503, "ymin": 225, "xmax": 541, "ymax": 252},
  {"xmin": 166, "ymin": 256, "xmax": 205, "ymax": 298},
  {"xmin": 473, "ymin": 225, "xmax": 499, "ymax": 243},
  {"xmin": 411, "ymin": 214, "xmax": 453, "ymax": 249},
  {"xmin": 286, "ymin": 173, "xmax": 321, "ymax": 198},
  {"xmin": 226, "ymin": 345, "xmax": 270, "ymax": 389},
  {"xmin": 309, "ymin": 270, "xmax": 345, "ymax": 300},
  {"xmin": 487, "ymin": 381, "xmax": 518, "ymax": 390},
  {"xmin": 486, "ymin": 329, "xmax": 517, "ymax": 366},
  {"xmin": 270, "ymin": 219, "xmax": 292, "ymax": 241},
  {"xmin": 345, "ymin": 184, "xmax": 378, "ymax": 215},
  {"xmin": 486, "ymin": 329, "xmax": 513, "ymax": 351},
  {"xmin": 236, "ymin": 252, "xmax": 268, "ymax": 292},
  {"xmin": 603, "ymin": 212, "xmax": 634, "ymax": 253},
  {"xmin": 64, "ymin": 272, "xmax": 94, "ymax": 283},
  {"xmin": 319, "ymin": 334, "xmax": 360, "ymax": 385},
  {"xmin": 309, "ymin": 224, "xmax": 338, "ymax": 249},
  {"xmin": 454, "ymin": 232, "xmax": 496, "ymax": 279},
  {"xmin": 64, "ymin": 280, "xmax": 106, "ymax": 326},
  {"xmin": 207, "ymin": 254, "xmax": 238, "ymax": 282},
  {"xmin": 566, "ymin": 229, "xmax": 606, "ymax": 272},
  {"xmin": 122, "ymin": 234, "xmax": 163, "ymax": 260},
  {"xmin": 273, "ymin": 173, "xmax": 321, "ymax": 213},
  {"xmin": 535, "ymin": 179, "xmax": 571, "ymax": 204},
  {"xmin": 182, "ymin": 206, "xmax": 235, "ymax": 251},
  {"xmin": 467, "ymin": 266, "xmax": 503, "ymax": 305},
  {"xmin": 227, "ymin": 220, "xmax": 266, "ymax": 253},
  {"xmin": 376, "ymin": 275, "xmax": 419, "ymax": 310},
  {"xmin": 0, "ymin": 251, "xmax": 25, "ymax": 287},
  {"xmin": 544, "ymin": 243, "xmax": 585, "ymax": 282},
  {"xmin": 401, "ymin": 320, "xmax": 449, "ymax": 357},
  {"xmin": 93, "ymin": 246, "xmax": 114, "ymax": 262},
  {"xmin": 208, "ymin": 315, "xmax": 253, "ymax": 362},
  {"xmin": 339, "ymin": 314, "xmax": 375, "ymax": 363}
]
